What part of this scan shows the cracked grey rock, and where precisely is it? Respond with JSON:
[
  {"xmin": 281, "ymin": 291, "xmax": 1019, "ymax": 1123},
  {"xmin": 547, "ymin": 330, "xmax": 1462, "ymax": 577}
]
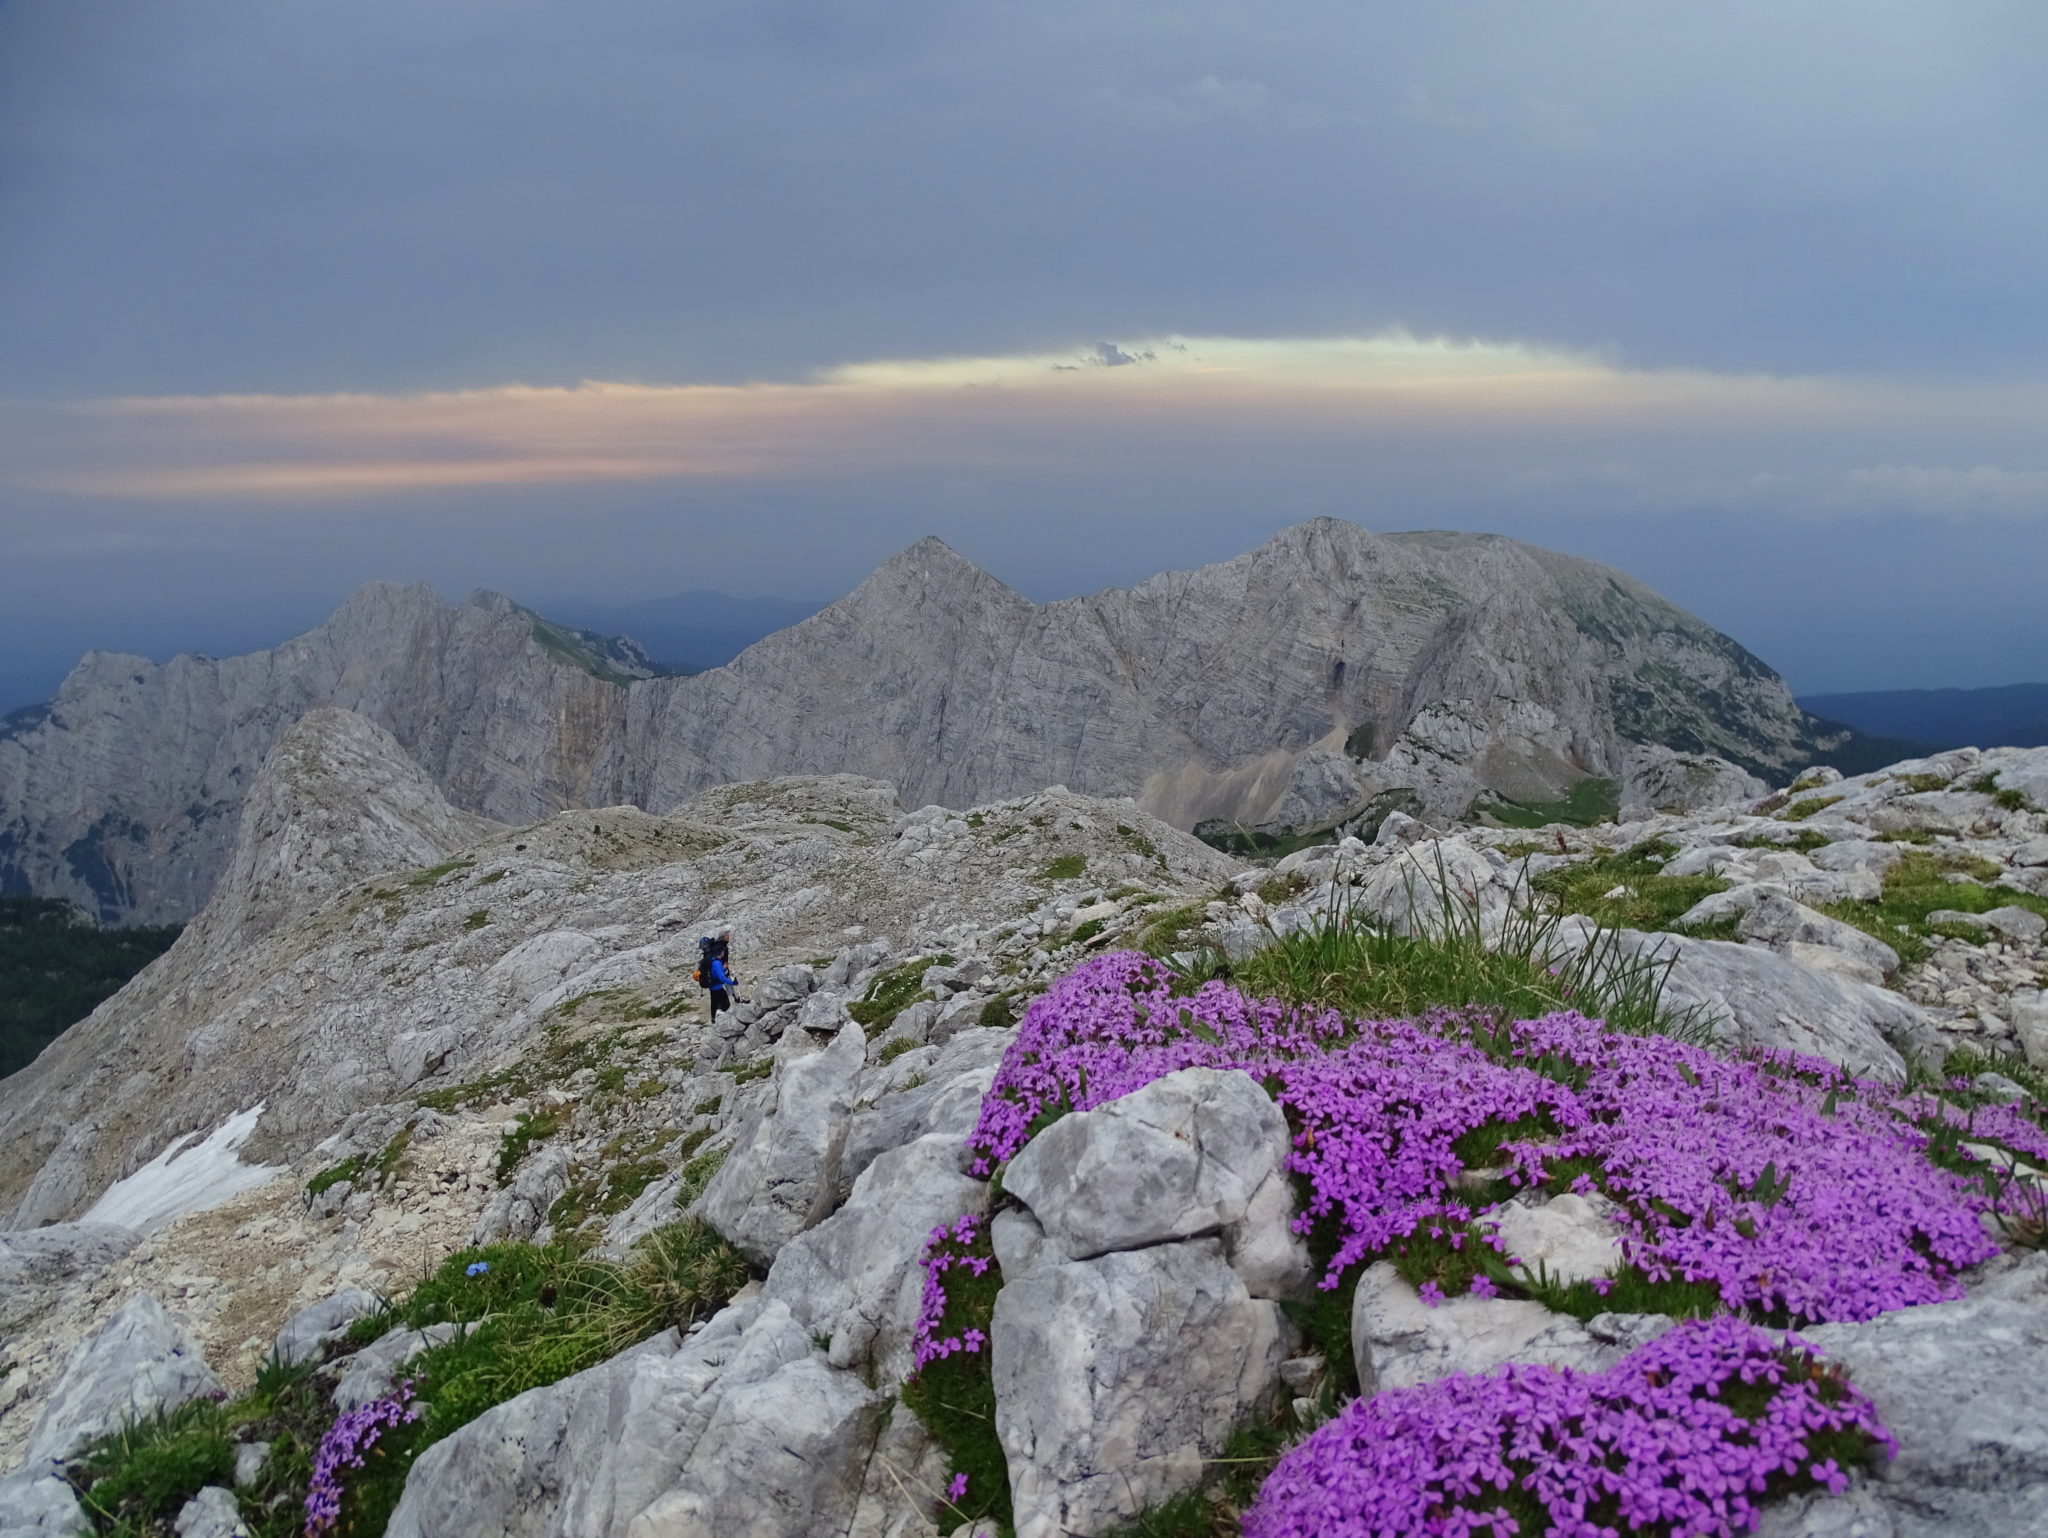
[
  {"xmin": 0, "ymin": 1471, "xmax": 89, "ymax": 1535},
  {"xmin": 1002, "ymin": 1068, "xmax": 1308, "ymax": 1298},
  {"xmin": 993, "ymin": 1238, "xmax": 1287, "ymax": 1538},
  {"xmin": 330, "ymin": 1324, "xmax": 461, "ymax": 1414},
  {"xmin": 469, "ymin": 1143, "xmax": 569, "ymax": 1247},
  {"xmin": 1735, "ymin": 890, "xmax": 1903, "ymax": 979},
  {"xmin": 385, "ymin": 1298, "xmax": 886, "ymax": 1538},
  {"xmin": 762, "ymin": 1132, "xmax": 989, "ymax": 1383},
  {"xmin": 1486, "ymin": 1191, "xmax": 1625, "ymax": 1287},
  {"xmin": 0, "ymin": 1224, "xmax": 140, "ymax": 1333},
  {"xmin": 21, "ymin": 1293, "xmax": 222, "ymax": 1468},
  {"xmin": 695, "ymin": 1022, "xmax": 867, "ymax": 1266},
  {"xmin": 1553, "ymin": 920, "xmax": 1927, "ymax": 1077},
  {"xmin": 1759, "ymin": 1258, "xmax": 2048, "ymax": 1537},
  {"xmin": 1350, "ymin": 1261, "xmax": 1673, "ymax": 1395},
  {"xmin": 272, "ymin": 1285, "xmax": 380, "ymax": 1368},
  {"xmin": 173, "ymin": 1486, "xmax": 248, "ymax": 1538}
]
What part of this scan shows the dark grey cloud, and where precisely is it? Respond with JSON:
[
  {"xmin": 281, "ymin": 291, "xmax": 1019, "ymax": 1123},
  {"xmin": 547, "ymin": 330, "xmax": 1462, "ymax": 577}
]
[
  {"xmin": 3, "ymin": 1, "xmax": 2046, "ymax": 709},
  {"xmin": 4, "ymin": 1, "xmax": 2046, "ymax": 397}
]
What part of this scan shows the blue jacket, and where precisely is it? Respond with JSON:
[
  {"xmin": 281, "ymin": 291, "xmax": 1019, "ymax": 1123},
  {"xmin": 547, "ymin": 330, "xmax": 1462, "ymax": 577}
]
[{"xmin": 706, "ymin": 957, "xmax": 734, "ymax": 991}]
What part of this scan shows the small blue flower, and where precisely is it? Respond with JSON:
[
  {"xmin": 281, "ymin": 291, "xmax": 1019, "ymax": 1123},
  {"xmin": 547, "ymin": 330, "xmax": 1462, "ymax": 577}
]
[{"xmin": 466, "ymin": 1261, "xmax": 490, "ymax": 1277}]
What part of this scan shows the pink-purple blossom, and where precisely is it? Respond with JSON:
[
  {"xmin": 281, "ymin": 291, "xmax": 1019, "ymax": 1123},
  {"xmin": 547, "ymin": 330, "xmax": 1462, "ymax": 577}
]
[
  {"xmin": 964, "ymin": 952, "xmax": 2020, "ymax": 1325},
  {"xmin": 1244, "ymin": 1317, "xmax": 1895, "ymax": 1538},
  {"xmin": 910, "ymin": 1213, "xmax": 997, "ymax": 1374},
  {"xmin": 304, "ymin": 1380, "xmax": 422, "ymax": 1536}
]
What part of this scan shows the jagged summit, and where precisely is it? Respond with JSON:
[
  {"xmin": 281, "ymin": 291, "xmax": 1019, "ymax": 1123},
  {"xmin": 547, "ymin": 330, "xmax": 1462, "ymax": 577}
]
[
  {"xmin": 199, "ymin": 709, "xmax": 498, "ymax": 953},
  {"xmin": 2, "ymin": 521, "xmax": 1865, "ymax": 925}
]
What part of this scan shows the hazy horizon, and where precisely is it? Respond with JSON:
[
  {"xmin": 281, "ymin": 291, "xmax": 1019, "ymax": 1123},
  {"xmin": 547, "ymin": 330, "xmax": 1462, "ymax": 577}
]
[{"xmin": 5, "ymin": 518, "xmax": 2046, "ymax": 719}]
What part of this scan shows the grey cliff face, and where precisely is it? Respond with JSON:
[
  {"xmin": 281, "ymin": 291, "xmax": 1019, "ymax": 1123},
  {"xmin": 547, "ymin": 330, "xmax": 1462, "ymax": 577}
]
[{"xmin": 1, "ymin": 521, "xmax": 1835, "ymax": 926}]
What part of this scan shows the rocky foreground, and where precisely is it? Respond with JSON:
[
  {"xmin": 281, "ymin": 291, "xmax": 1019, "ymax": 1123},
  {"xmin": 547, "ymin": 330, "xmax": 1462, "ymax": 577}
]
[{"xmin": 2, "ymin": 716, "xmax": 2046, "ymax": 1536}]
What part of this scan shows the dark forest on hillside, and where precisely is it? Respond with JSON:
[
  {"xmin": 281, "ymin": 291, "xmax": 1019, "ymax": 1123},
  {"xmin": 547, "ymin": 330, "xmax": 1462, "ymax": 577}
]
[{"xmin": 0, "ymin": 897, "xmax": 180, "ymax": 1078}]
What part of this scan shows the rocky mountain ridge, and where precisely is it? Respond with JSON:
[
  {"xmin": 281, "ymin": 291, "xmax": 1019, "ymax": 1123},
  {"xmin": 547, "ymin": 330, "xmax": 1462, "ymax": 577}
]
[
  {"xmin": 1, "ymin": 713, "xmax": 2046, "ymax": 1535},
  {"xmin": 2, "ymin": 520, "xmax": 1858, "ymax": 927}
]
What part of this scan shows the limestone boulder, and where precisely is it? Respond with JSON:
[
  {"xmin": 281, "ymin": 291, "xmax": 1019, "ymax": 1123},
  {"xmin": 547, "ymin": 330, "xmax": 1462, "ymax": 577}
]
[
  {"xmin": 1759, "ymin": 1257, "xmax": 2048, "ymax": 1537},
  {"xmin": 0, "ymin": 1471, "xmax": 90, "ymax": 1535},
  {"xmin": 329, "ymin": 1324, "xmax": 462, "ymax": 1413},
  {"xmin": 1486, "ymin": 1192, "xmax": 1624, "ymax": 1287},
  {"xmin": 694, "ymin": 1022, "xmax": 867, "ymax": 1266},
  {"xmin": 1978, "ymin": 905, "xmax": 2047, "ymax": 944},
  {"xmin": 1735, "ymin": 890, "xmax": 1902, "ymax": 979},
  {"xmin": 1352, "ymin": 839, "xmax": 1515, "ymax": 940},
  {"xmin": 173, "ymin": 1486, "xmax": 248, "ymax": 1538},
  {"xmin": 1003, "ymin": 1068, "xmax": 1306, "ymax": 1299},
  {"xmin": 272, "ymin": 1285, "xmax": 380, "ymax": 1368},
  {"xmin": 21, "ymin": 1293, "xmax": 222, "ymax": 1467},
  {"xmin": 1349, "ymin": 1261, "xmax": 1672, "ymax": 1395},
  {"xmin": 1554, "ymin": 920, "xmax": 1930, "ymax": 1077},
  {"xmin": 992, "ymin": 1239, "xmax": 1287, "ymax": 1538},
  {"xmin": 762, "ymin": 1133, "xmax": 990, "ymax": 1382},
  {"xmin": 385, "ymin": 1298, "xmax": 886, "ymax": 1538},
  {"xmin": 839, "ymin": 1031, "xmax": 1005, "ymax": 1200},
  {"xmin": 0, "ymin": 1223, "xmax": 141, "ymax": 1332},
  {"xmin": 468, "ymin": 1142, "xmax": 569, "ymax": 1247},
  {"xmin": 2012, "ymin": 991, "xmax": 2048, "ymax": 1071},
  {"xmin": 1811, "ymin": 840, "xmax": 1908, "ymax": 877}
]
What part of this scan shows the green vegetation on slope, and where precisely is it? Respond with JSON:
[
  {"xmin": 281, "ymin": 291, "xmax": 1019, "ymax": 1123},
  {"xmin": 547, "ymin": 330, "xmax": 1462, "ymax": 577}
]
[
  {"xmin": 68, "ymin": 1222, "xmax": 748, "ymax": 1538},
  {"xmin": 0, "ymin": 897, "xmax": 181, "ymax": 1079},
  {"xmin": 1529, "ymin": 840, "xmax": 1732, "ymax": 935},
  {"xmin": 1481, "ymin": 777, "xmax": 1619, "ymax": 830},
  {"xmin": 1809, "ymin": 851, "xmax": 2048, "ymax": 971}
]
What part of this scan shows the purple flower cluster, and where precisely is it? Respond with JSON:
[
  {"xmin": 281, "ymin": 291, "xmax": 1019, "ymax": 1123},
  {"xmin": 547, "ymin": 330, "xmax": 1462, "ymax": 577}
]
[
  {"xmin": 910, "ymin": 1213, "xmax": 996, "ymax": 1375},
  {"xmin": 304, "ymin": 1380, "xmax": 422, "ymax": 1536},
  {"xmin": 1244, "ymin": 1317, "xmax": 1895, "ymax": 1538},
  {"xmin": 967, "ymin": 953, "xmax": 2019, "ymax": 1324},
  {"xmin": 1521, "ymin": 1023, "xmax": 2002, "ymax": 1321}
]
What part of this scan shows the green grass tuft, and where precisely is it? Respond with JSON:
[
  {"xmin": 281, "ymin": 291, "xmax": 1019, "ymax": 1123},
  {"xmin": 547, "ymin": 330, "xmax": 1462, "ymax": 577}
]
[
  {"xmin": 305, "ymin": 1155, "xmax": 367, "ymax": 1200},
  {"xmin": 847, "ymin": 957, "xmax": 942, "ymax": 1031},
  {"xmin": 493, "ymin": 1110, "xmax": 562, "ymax": 1185},
  {"xmin": 69, "ymin": 1399, "xmax": 235, "ymax": 1529},
  {"xmin": 1040, "ymin": 854, "xmax": 1088, "ymax": 881},
  {"xmin": 1529, "ymin": 840, "xmax": 1729, "ymax": 934},
  {"xmin": 1778, "ymin": 794, "xmax": 1843, "ymax": 821},
  {"xmin": 1807, "ymin": 850, "xmax": 2048, "ymax": 972},
  {"xmin": 1227, "ymin": 882, "xmax": 1712, "ymax": 1045}
]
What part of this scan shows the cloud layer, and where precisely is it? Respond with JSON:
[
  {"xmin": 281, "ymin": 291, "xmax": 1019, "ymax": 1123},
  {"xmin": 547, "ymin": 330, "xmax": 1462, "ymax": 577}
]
[{"xmin": 12, "ymin": 333, "xmax": 2048, "ymax": 512}]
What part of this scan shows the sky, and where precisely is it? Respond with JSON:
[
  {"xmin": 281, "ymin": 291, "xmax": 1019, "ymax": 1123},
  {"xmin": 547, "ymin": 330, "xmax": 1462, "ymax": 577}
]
[{"xmin": 3, "ymin": 0, "xmax": 2046, "ymax": 711}]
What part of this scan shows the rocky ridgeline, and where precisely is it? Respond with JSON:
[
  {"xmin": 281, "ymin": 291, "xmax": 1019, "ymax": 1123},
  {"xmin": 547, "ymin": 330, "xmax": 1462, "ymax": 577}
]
[
  {"xmin": 1, "ymin": 716, "xmax": 2046, "ymax": 1534},
  {"xmin": 3, "ymin": 520, "xmax": 1849, "ymax": 927}
]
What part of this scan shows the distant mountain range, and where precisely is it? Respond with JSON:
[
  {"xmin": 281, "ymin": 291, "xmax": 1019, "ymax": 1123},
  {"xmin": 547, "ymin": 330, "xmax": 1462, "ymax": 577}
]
[
  {"xmin": 1, "ymin": 520, "xmax": 1883, "ymax": 927},
  {"xmin": 1798, "ymin": 683, "xmax": 2048, "ymax": 753},
  {"xmin": 534, "ymin": 591, "xmax": 824, "ymax": 674}
]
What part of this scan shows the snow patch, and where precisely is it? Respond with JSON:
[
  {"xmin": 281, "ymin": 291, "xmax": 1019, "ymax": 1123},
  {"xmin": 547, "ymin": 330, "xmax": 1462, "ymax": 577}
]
[{"xmin": 80, "ymin": 1105, "xmax": 286, "ymax": 1234}]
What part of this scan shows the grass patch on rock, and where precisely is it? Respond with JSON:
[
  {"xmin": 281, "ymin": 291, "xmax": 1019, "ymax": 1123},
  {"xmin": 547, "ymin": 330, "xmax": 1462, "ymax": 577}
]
[
  {"xmin": 1528, "ymin": 839, "xmax": 1731, "ymax": 935},
  {"xmin": 1808, "ymin": 850, "xmax": 2048, "ymax": 970},
  {"xmin": 315, "ymin": 1222, "xmax": 749, "ymax": 1533},
  {"xmin": 847, "ymin": 957, "xmax": 945, "ymax": 1031},
  {"xmin": 1227, "ymin": 899, "xmax": 1711, "ymax": 1044},
  {"xmin": 493, "ymin": 1109, "xmax": 562, "ymax": 1185}
]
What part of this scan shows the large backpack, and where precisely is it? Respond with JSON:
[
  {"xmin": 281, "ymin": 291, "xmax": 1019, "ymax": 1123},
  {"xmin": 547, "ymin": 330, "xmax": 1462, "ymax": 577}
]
[{"xmin": 693, "ymin": 936, "xmax": 715, "ymax": 988}]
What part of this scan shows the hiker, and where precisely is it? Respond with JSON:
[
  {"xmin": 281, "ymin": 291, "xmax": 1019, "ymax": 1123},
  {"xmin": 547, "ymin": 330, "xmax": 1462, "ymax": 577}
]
[{"xmin": 697, "ymin": 927, "xmax": 739, "ymax": 1022}]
